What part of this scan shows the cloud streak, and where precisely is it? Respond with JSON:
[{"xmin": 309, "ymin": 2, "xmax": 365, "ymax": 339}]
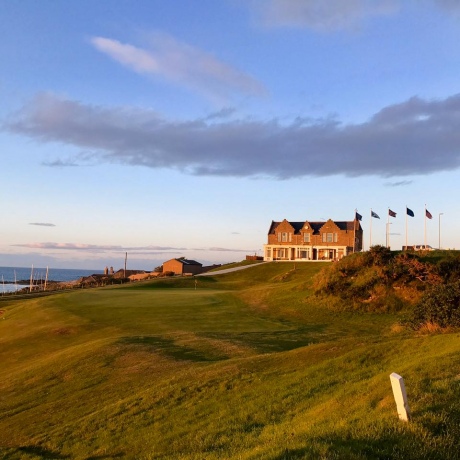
[
  {"xmin": 91, "ymin": 34, "xmax": 266, "ymax": 101},
  {"xmin": 251, "ymin": 0, "xmax": 460, "ymax": 31},
  {"xmin": 12, "ymin": 242, "xmax": 250, "ymax": 253},
  {"xmin": 13, "ymin": 243, "xmax": 186, "ymax": 251},
  {"xmin": 5, "ymin": 92, "xmax": 460, "ymax": 179},
  {"xmin": 29, "ymin": 222, "xmax": 56, "ymax": 227},
  {"xmin": 252, "ymin": 0, "xmax": 398, "ymax": 31},
  {"xmin": 384, "ymin": 180, "xmax": 413, "ymax": 187}
]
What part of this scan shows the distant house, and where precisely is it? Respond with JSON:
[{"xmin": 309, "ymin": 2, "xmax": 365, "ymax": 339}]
[
  {"xmin": 128, "ymin": 272, "xmax": 159, "ymax": 282},
  {"xmin": 162, "ymin": 258, "xmax": 203, "ymax": 275},
  {"xmin": 113, "ymin": 269, "xmax": 147, "ymax": 279},
  {"xmin": 264, "ymin": 218, "xmax": 363, "ymax": 262}
]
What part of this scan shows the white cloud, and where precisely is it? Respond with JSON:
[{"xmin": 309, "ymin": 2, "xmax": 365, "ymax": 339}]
[
  {"xmin": 91, "ymin": 34, "xmax": 267, "ymax": 102},
  {"xmin": 5, "ymin": 92, "xmax": 460, "ymax": 179},
  {"xmin": 91, "ymin": 37, "xmax": 160, "ymax": 74}
]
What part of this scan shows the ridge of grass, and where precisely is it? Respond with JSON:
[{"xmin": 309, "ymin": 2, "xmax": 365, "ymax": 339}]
[{"xmin": 1, "ymin": 262, "xmax": 459, "ymax": 459}]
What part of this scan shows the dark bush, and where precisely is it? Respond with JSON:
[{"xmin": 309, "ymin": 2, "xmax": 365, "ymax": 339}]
[
  {"xmin": 365, "ymin": 245, "xmax": 393, "ymax": 267},
  {"xmin": 436, "ymin": 253, "xmax": 460, "ymax": 283},
  {"xmin": 408, "ymin": 281, "xmax": 460, "ymax": 329}
]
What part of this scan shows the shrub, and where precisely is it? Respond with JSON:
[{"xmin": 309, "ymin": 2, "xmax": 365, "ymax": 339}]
[
  {"xmin": 408, "ymin": 281, "xmax": 460, "ymax": 329},
  {"xmin": 365, "ymin": 245, "xmax": 393, "ymax": 267},
  {"xmin": 436, "ymin": 253, "xmax": 460, "ymax": 283},
  {"xmin": 390, "ymin": 252, "xmax": 441, "ymax": 285}
]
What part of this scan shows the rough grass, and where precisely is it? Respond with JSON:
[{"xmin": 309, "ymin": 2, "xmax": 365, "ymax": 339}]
[{"xmin": 1, "ymin": 262, "xmax": 460, "ymax": 459}]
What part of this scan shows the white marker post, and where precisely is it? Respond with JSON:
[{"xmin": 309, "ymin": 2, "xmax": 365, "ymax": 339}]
[{"xmin": 390, "ymin": 373, "xmax": 411, "ymax": 421}]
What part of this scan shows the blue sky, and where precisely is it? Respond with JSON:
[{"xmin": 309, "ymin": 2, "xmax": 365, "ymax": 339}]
[{"xmin": 2, "ymin": 0, "xmax": 460, "ymax": 270}]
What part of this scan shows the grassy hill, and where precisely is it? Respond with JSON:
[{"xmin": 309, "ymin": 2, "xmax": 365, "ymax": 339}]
[{"xmin": 1, "ymin": 261, "xmax": 459, "ymax": 459}]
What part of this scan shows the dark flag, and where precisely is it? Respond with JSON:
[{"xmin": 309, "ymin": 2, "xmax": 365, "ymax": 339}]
[
  {"xmin": 389, "ymin": 209, "xmax": 397, "ymax": 218},
  {"xmin": 406, "ymin": 207, "xmax": 414, "ymax": 217},
  {"xmin": 426, "ymin": 209, "xmax": 433, "ymax": 219},
  {"xmin": 371, "ymin": 211, "xmax": 380, "ymax": 219},
  {"xmin": 355, "ymin": 212, "xmax": 362, "ymax": 221}
]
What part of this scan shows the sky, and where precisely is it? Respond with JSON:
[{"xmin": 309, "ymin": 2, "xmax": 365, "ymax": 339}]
[{"xmin": 2, "ymin": 0, "xmax": 460, "ymax": 270}]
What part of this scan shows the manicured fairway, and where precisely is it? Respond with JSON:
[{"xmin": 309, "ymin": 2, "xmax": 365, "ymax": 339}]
[{"xmin": 1, "ymin": 263, "xmax": 459, "ymax": 459}]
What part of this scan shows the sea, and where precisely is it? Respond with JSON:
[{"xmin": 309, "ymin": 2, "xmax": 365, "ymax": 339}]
[{"xmin": 0, "ymin": 266, "xmax": 102, "ymax": 293}]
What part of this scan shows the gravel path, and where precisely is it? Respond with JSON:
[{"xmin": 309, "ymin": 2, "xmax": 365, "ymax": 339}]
[{"xmin": 197, "ymin": 262, "xmax": 268, "ymax": 276}]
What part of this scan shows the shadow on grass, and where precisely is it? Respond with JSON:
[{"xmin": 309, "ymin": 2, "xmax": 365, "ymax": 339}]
[
  {"xmin": 273, "ymin": 430, "xmax": 459, "ymax": 460},
  {"xmin": 119, "ymin": 335, "xmax": 227, "ymax": 362},
  {"xmin": 86, "ymin": 454, "xmax": 125, "ymax": 459},
  {"xmin": 120, "ymin": 325, "xmax": 319, "ymax": 363},
  {"xmin": 18, "ymin": 445, "xmax": 70, "ymax": 459},
  {"xmin": 202, "ymin": 326, "xmax": 321, "ymax": 354}
]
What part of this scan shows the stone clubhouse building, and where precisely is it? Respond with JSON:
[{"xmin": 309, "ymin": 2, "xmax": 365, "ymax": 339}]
[{"xmin": 263, "ymin": 218, "xmax": 363, "ymax": 262}]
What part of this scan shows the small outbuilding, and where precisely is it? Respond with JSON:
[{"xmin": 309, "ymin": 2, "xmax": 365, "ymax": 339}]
[{"xmin": 162, "ymin": 258, "xmax": 203, "ymax": 275}]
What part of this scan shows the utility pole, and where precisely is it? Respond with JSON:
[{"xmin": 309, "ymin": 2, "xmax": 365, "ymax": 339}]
[{"xmin": 439, "ymin": 213, "xmax": 444, "ymax": 249}]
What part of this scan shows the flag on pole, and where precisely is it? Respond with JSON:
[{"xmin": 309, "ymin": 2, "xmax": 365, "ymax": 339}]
[
  {"xmin": 389, "ymin": 209, "xmax": 397, "ymax": 218},
  {"xmin": 426, "ymin": 209, "xmax": 433, "ymax": 219},
  {"xmin": 371, "ymin": 211, "xmax": 380, "ymax": 219},
  {"xmin": 406, "ymin": 207, "xmax": 414, "ymax": 217},
  {"xmin": 355, "ymin": 212, "xmax": 362, "ymax": 221}
]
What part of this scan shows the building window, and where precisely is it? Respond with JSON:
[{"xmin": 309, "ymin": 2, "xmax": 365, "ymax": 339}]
[
  {"xmin": 321, "ymin": 232, "xmax": 338, "ymax": 243},
  {"xmin": 303, "ymin": 233, "xmax": 310, "ymax": 243},
  {"xmin": 266, "ymin": 248, "xmax": 271, "ymax": 258},
  {"xmin": 277, "ymin": 232, "xmax": 282, "ymax": 242},
  {"xmin": 282, "ymin": 232, "xmax": 288, "ymax": 242}
]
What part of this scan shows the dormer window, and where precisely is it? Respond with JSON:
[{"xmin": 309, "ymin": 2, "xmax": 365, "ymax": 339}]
[{"xmin": 303, "ymin": 233, "xmax": 310, "ymax": 243}]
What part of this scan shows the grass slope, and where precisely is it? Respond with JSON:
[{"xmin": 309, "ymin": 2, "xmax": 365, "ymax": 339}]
[{"xmin": 1, "ymin": 262, "xmax": 459, "ymax": 459}]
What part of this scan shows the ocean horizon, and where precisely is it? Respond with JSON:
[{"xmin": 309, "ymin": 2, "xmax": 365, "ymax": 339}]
[{"xmin": 0, "ymin": 266, "xmax": 103, "ymax": 284}]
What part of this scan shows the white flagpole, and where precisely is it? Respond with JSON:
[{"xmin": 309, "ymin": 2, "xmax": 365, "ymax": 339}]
[
  {"xmin": 370, "ymin": 209, "xmax": 372, "ymax": 249},
  {"xmin": 29, "ymin": 264, "xmax": 34, "ymax": 293},
  {"xmin": 386, "ymin": 209, "xmax": 389, "ymax": 248},
  {"xmin": 353, "ymin": 209, "xmax": 356, "ymax": 253},
  {"xmin": 44, "ymin": 266, "xmax": 49, "ymax": 292},
  {"xmin": 424, "ymin": 204, "xmax": 427, "ymax": 249},
  {"xmin": 405, "ymin": 207, "xmax": 408, "ymax": 250}
]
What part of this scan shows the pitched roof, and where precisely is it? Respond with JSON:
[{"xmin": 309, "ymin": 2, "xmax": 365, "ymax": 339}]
[
  {"xmin": 268, "ymin": 220, "xmax": 360, "ymax": 234},
  {"xmin": 176, "ymin": 258, "xmax": 202, "ymax": 266}
]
